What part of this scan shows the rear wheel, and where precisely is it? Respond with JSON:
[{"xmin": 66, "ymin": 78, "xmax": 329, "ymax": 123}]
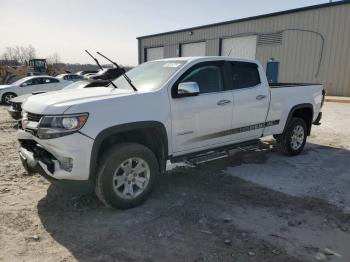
[
  {"xmin": 95, "ymin": 143, "xmax": 159, "ymax": 209},
  {"xmin": 279, "ymin": 117, "xmax": 307, "ymax": 156},
  {"xmin": 2, "ymin": 93, "xmax": 17, "ymax": 105}
]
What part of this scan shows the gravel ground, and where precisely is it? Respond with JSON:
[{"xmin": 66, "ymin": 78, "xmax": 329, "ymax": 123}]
[{"xmin": 0, "ymin": 102, "xmax": 350, "ymax": 262}]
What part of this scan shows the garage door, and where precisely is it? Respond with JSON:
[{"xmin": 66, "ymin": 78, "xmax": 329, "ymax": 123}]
[
  {"xmin": 221, "ymin": 36, "xmax": 257, "ymax": 59},
  {"xmin": 181, "ymin": 42, "xmax": 206, "ymax": 57},
  {"xmin": 146, "ymin": 47, "xmax": 164, "ymax": 61}
]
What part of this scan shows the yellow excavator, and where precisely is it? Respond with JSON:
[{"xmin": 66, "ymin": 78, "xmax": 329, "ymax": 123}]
[{"xmin": 0, "ymin": 59, "xmax": 68, "ymax": 84}]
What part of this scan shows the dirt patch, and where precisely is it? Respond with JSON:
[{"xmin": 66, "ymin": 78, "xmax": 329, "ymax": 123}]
[{"xmin": 1, "ymin": 103, "xmax": 350, "ymax": 261}]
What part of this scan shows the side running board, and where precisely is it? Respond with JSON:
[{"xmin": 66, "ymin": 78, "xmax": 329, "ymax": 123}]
[{"xmin": 172, "ymin": 139, "xmax": 261, "ymax": 165}]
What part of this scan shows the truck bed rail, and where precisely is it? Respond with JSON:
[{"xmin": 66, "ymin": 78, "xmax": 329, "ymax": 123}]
[{"xmin": 269, "ymin": 83, "xmax": 321, "ymax": 88}]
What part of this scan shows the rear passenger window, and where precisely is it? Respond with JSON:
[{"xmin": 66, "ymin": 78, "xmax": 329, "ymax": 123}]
[
  {"xmin": 32, "ymin": 78, "xmax": 44, "ymax": 85},
  {"xmin": 44, "ymin": 78, "xmax": 59, "ymax": 83},
  {"xmin": 231, "ymin": 62, "xmax": 261, "ymax": 89}
]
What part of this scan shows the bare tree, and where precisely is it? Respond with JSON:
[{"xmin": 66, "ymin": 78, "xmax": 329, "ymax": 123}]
[
  {"xmin": 46, "ymin": 52, "xmax": 61, "ymax": 65},
  {"xmin": 26, "ymin": 45, "xmax": 36, "ymax": 60},
  {"xmin": 1, "ymin": 45, "xmax": 36, "ymax": 64}
]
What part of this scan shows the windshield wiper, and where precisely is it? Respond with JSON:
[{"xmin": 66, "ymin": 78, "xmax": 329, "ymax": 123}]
[
  {"xmin": 85, "ymin": 50, "xmax": 118, "ymax": 89},
  {"xmin": 96, "ymin": 51, "xmax": 137, "ymax": 91}
]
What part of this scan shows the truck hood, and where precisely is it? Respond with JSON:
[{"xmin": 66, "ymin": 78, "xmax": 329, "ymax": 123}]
[{"xmin": 22, "ymin": 87, "xmax": 133, "ymax": 114}]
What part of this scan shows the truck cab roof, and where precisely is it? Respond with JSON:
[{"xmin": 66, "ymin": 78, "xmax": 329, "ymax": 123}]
[{"xmin": 152, "ymin": 56, "xmax": 260, "ymax": 65}]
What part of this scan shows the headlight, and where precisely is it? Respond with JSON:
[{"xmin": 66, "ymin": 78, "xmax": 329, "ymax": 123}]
[{"xmin": 37, "ymin": 113, "xmax": 88, "ymax": 139}]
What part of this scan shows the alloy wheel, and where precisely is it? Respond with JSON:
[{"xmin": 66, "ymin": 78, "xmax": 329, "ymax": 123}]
[{"xmin": 112, "ymin": 157, "xmax": 151, "ymax": 199}]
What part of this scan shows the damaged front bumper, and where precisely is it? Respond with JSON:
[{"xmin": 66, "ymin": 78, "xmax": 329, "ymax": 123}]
[
  {"xmin": 7, "ymin": 105, "xmax": 22, "ymax": 120},
  {"xmin": 17, "ymin": 129, "xmax": 94, "ymax": 194},
  {"xmin": 19, "ymin": 143, "xmax": 93, "ymax": 194}
]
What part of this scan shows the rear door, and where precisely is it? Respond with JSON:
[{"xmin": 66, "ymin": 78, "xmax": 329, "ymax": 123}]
[
  {"xmin": 170, "ymin": 61, "xmax": 234, "ymax": 154},
  {"xmin": 42, "ymin": 77, "xmax": 62, "ymax": 91},
  {"xmin": 229, "ymin": 61, "xmax": 270, "ymax": 141}
]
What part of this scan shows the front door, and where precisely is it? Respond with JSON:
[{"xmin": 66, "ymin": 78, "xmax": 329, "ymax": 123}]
[
  {"xmin": 19, "ymin": 77, "xmax": 44, "ymax": 95},
  {"xmin": 170, "ymin": 61, "xmax": 234, "ymax": 154}
]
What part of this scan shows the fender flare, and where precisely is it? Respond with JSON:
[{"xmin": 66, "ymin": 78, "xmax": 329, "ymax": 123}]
[
  {"xmin": 89, "ymin": 121, "xmax": 168, "ymax": 180},
  {"xmin": 283, "ymin": 103, "xmax": 314, "ymax": 135}
]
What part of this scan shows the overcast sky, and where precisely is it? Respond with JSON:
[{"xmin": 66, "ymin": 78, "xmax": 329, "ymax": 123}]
[{"xmin": 0, "ymin": 0, "xmax": 338, "ymax": 66}]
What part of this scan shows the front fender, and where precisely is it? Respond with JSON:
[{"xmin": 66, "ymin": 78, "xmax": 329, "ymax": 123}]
[{"xmin": 88, "ymin": 121, "xmax": 168, "ymax": 180}]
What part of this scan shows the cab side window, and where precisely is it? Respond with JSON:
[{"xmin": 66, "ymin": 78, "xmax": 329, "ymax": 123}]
[
  {"xmin": 22, "ymin": 79, "xmax": 34, "ymax": 86},
  {"xmin": 179, "ymin": 64, "xmax": 224, "ymax": 94},
  {"xmin": 44, "ymin": 78, "xmax": 59, "ymax": 83},
  {"xmin": 32, "ymin": 78, "xmax": 44, "ymax": 85},
  {"xmin": 231, "ymin": 62, "xmax": 261, "ymax": 89}
]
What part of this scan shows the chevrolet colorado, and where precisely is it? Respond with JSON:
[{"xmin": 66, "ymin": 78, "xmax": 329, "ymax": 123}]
[{"xmin": 17, "ymin": 56, "xmax": 324, "ymax": 209}]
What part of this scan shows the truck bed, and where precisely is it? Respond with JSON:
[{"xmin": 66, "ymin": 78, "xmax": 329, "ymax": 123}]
[{"xmin": 264, "ymin": 83, "xmax": 324, "ymax": 137}]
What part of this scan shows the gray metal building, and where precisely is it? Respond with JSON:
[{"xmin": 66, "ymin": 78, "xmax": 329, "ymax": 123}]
[{"xmin": 137, "ymin": 1, "xmax": 350, "ymax": 96}]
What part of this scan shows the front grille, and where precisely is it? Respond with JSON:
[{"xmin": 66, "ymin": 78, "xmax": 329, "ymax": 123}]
[{"xmin": 27, "ymin": 112, "xmax": 43, "ymax": 122}]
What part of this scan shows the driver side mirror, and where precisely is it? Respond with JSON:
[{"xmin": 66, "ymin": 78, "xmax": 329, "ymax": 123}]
[
  {"xmin": 20, "ymin": 82, "xmax": 28, "ymax": 87},
  {"xmin": 177, "ymin": 82, "xmax": 200, "ymax": 97}
]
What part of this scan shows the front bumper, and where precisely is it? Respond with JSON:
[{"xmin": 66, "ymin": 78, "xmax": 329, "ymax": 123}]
[
  {"xmin": 19, "ymin": 148, "xmax": 93, "ymax": 194},
  {"xmin": 7, "ymin": 106, "xmax": 22, "ymax": 120},
  {"xmin": 17, "ymin": 128, "xmax": 95, "ymax": 193},
  {"xmin": 19, "ymin": 150, "xmax": 94, "ymax": 194}
]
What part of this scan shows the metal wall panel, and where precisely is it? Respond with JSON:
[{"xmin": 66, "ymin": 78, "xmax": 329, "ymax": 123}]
[{"xmin": 139, "ymin": 3, "xmax": 350, "ymax": 96}]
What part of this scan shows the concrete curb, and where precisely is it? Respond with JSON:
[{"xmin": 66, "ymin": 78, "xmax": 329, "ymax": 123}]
[{"xmin": 325, "ymin": 96, "xmax": 350, "ymax": 104}]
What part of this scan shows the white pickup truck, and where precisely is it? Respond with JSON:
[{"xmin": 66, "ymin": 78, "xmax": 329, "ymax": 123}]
[{"xmin": 17, "ymin": 56, "xmax": 325, "ymax": 209}]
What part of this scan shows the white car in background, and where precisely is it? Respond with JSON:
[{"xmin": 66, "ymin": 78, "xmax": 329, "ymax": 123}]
[
  {"xmin": 56, "ymin": 74, "xmax": 85, "ymax": 82},
  {"xmin": 0, "ymin": 76, "xmax": 70, "ymax": 104},
  {"xmin": 7, "ymin": 79, "xmax": 110, "ymax": 119}
]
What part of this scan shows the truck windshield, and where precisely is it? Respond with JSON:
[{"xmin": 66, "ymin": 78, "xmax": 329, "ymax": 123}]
[{"xmin": 111, "ymin": 60, "xmax": 185, "ymax": 91}]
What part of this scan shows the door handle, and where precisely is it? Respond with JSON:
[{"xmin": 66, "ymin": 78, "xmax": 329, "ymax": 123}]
[
  {"xmin": 256, "ymin": 95, "xmax": 266, "ymax": 100},
  {"xmin": 217, "ymin": 99, "xmax": 231, "ymax": 106}
]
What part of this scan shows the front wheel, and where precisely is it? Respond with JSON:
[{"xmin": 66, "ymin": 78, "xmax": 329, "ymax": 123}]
[
  {"xmin": 279, "ymin": 117, "xmax": 307, "ymax": 156},
  {"xmin": 2, "ymin": 93, "xmax": 17, "ymax": 105},
  {"xmin": 95, "ymin": 143, "xmax": 159, "ymax": 209}
]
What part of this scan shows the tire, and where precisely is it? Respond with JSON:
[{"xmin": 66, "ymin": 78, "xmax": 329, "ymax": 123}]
[
  {"xmin": 279, "ymin": 117, "xmax": 307, "ymax": 156},
  {"xmin": 2, "ymin": 92, "xmax": 17, "ymax": 105},
  {"xmin": 95, "ymin": 143, "xmax": 159, "ymax": 209}
]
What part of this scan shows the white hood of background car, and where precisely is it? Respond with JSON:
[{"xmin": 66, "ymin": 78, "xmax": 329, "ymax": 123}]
[{"xmin": 22, "ymin": 87, "xmax": 133, "ymax": 114}]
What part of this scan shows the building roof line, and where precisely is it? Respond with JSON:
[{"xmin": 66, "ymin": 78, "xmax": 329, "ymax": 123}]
[{"xmin": 137, "ymin": 1, "xmax": 350, "ymax": 39}]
